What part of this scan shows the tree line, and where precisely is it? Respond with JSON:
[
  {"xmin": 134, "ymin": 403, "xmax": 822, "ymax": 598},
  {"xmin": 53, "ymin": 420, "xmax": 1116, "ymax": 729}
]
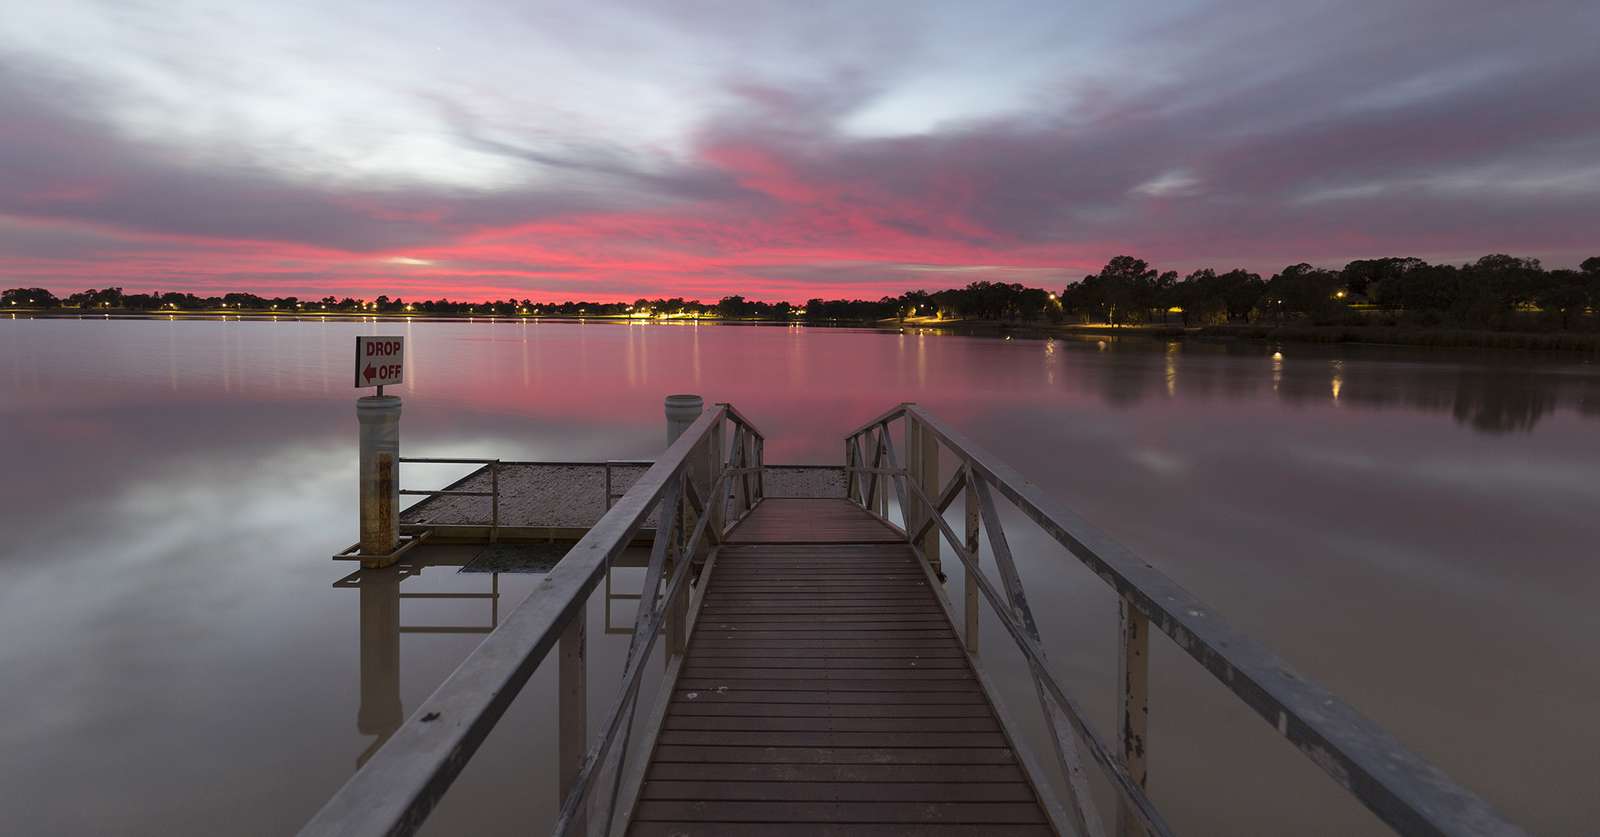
[{"xmin": 6, "ymin": 253, "xmax": 1599, "ymax": 331}]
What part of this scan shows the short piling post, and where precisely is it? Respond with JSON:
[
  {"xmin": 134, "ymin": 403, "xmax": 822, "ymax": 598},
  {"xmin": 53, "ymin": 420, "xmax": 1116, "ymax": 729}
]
[
  {"xmin": 357, "ymin": 395, "xmax": 403, "ymax": 567},
  {"xmin": 664, "ymin": 394, "xmax": 703, "ymax": 446}
]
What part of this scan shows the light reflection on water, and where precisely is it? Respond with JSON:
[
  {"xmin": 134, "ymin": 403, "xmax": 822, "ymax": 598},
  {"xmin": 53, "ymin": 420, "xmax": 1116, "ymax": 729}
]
[{"xmin": 1, "ymin": 317, "xmax": 1597, "ymax": 835}]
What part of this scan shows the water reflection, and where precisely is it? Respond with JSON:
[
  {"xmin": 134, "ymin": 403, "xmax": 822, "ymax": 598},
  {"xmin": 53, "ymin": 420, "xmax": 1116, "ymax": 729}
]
[
  {"xmin": 1052, "ymin": 335, "xmax": 1595, "ymax": 434},
  {"xmin": 3, "ymin": 318, "xmax": 1598, "ymax": 835},
  {"xmin": 338, "ymin": 550, "xmax": 503, "ymax": 767}
]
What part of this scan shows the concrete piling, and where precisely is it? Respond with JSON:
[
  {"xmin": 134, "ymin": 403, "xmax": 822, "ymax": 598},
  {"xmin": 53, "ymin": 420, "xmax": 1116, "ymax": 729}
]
[
  {"xmin": 357, "ymin": 395, "xmax": 403, "ymax": 564},
  {"xmin": 664, "ymin": 393, "xmax": 703, "ymax": 445}
]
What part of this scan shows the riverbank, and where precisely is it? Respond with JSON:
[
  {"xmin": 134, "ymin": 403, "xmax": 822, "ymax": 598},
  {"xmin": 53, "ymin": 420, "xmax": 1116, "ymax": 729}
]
[
  {"xmin": 10, "ymin": 308, "xmax": 1600, "ymax": 353},
  {"xmin": 897, "ymin": 318, "xmax": 1600, "ymax": 353}
]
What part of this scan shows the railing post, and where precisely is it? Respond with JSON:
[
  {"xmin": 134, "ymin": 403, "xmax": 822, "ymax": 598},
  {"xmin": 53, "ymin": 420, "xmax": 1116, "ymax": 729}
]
[
  {"xmin": 874, "ymin": 428, "xmax": 889, "ymax": 519},
  {"xmin": 754, "ymin": 436, "xmax": 765, "ymax": 501},
  {"xmin": 356, "ymin": 395, "xmax": 402, "ymax": 566},
  {"xmin": 845, "ymin": 439, "xmax": 858, "ymax": 503},
  {"xmin": 558, "ymin": 605, "xmax": 587, "ymax": 835},
  {"xmin": 731, "ymin": 426, "xmax": 748, "ymax": 514},
  {"xmin": 1117, "ymin": 595, "xmax": 1151, "ymax": 837},
  {"xmin": 667, "ymin": 484, "xmax": 687, "ymax": 657},
  {"xmin": 905, "ymin": 419, "xmax": 921, "ymax": 534},
  {"xmin": 741, "ymin": 431, "xmax": 756, "ymax": 511},
  {"xmin": 963, "ymin": 469, "xmax": 980, "ymax": 654},
  {"xmin": 489, "ymin": 461, "xmax": 500, "ymax": 543},
  {"xmin": 708, "ymin": 413, "xmax": 726, "ymax": 534},
  {"xmin": 907, "ymin": 410, "xmax": 941, "ymax": 575},
  {"xmin": 663, "ymin": 397, "xmax": 700, "ymax": 659}
]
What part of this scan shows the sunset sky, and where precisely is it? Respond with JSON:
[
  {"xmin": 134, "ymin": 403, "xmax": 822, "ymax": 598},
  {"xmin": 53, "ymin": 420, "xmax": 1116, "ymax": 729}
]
[{"xmin": 2, "ymin": 0, "xmax": 1597, "ymax": 302}]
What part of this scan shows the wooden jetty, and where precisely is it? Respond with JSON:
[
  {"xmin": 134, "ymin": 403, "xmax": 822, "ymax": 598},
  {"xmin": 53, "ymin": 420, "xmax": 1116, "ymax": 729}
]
[
  {"xmin": 305, "ymin": 400, "xmax": 1527, "ymax": 837},
  {"xmin": 633, "ymin": 500, "xmax": 1051, "ymax": 835}
]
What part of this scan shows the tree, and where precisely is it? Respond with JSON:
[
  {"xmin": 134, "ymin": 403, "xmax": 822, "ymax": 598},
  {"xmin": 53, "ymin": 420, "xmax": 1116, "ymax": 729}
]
[
  {"xmin": 717, "ymin": 295, "xmax": 750, "ymax": 319},
  {"xmin": 1537, "ymin": 270, "xmax": 1588, "ymax": 330},
  {"xmin": 1260, "ymin": 264, "xmax": 1346, "ymax": 323},
  {"xmin": 2, "ymin": 287, "xmax": 59, "ymax": 308},
  {"xmin": 1340, "ymin": 257, "xmax": 1424, "ymax": 300},
  {"xmin": 1062, "ymin": 256, "xmax": 1164, "ymax": 325}
]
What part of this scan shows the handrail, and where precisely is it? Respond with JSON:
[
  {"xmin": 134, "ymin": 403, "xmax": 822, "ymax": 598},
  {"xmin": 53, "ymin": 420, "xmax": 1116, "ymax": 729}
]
[
  {"xmin": 302, "ymin": 404, "xmax": 765, "ymax": 837},
  {"xmin": 844, "ymin": 405, "xmax": 1526, "ymax": 837}
]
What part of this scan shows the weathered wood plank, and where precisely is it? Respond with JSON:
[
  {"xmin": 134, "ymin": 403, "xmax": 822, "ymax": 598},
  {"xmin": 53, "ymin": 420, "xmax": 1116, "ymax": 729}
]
[
  {"xmin": 689, "ymin": 645, "xmax": 964, "ymax": 657},
  {"xmin": 645, "ymin": 763, "xmax": 1028, "ymax": 783},
  {"xmin": 683, "ymin": 668, "xmax": 973, "ymax": 682},
  {"xmin": 655, "ymin": 731, "xmax": 1008, "ymax": 748},
  {"xmin": 672, "ymin": 689, "xmax": 988, "ymax": 705},
  {"xmin": 640, "ymin": 780, "xmax": 1034, "ymax": 802},
  {"xmin": 694, "ymin": 633, "xmax": 953, "ymax": 646},
  {"xmin": 668, "ymin": 702, "xmax": 996, "ymax": 718},
  {"xmin": 630, "ymin": 824, "xmax": 1053, "ymax": 837},
  {"xmin": 634, "ymin": 800, "xmax": 1046, "ymax": 824},
  {"xmin": 626, "ymin": 499, "xmax": 1052, "ymax": 836},
  {"xmin": 662, "ymin": 715, "xmax": 1000, "ymax": 732},
  {"xmin": 649, "ymin": 746, "xmax": 1018, "ymax": 765},
  {"xmin": 676, "ymin": 679, "xmax": 981, "ymax": 692},
  {"xmin": 675, "ymin": 659, "xmax": 960, "ymax": 672}
]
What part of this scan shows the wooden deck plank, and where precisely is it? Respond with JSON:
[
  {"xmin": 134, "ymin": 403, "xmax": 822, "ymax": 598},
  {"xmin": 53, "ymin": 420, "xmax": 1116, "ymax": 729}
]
[
  {"xmin": 630, "ymin": 824, "xmax": 1053, "ymax": 837},
  {"xmin": 668, "ymin": 702, "xmax": 996, "ymax": 718},
  {"xmin": 633, "ymin": 800, "xmax": 1047, "ymax": 824},
  {"xmin": 626, "ymin": 500, "xmax": 1053, "ymax": 836},
  {"xmin": 641, "ymin": 781, "xmax": 1034, "ymax": 802},
  {"xmin": 724, "ymin": 498, "xmax": 904, "ymax": 544},
  {"xmin": 662, "ymin": 715, "xmax": 1000, "ymax": 732},
  {"xmin": 644, "ymin": 763, "xmax": 1029, "ymax": 783},
  {"xmin": 649, "ymin": 746, "xmax": 1018, "ymax": 765},
  {"xmin": 672, "ymin": 690, "xmax": 989, "ymax": 705},
  {"xmin": 689, "ymin": 646, "xmax": 965, "ymax": 657}
]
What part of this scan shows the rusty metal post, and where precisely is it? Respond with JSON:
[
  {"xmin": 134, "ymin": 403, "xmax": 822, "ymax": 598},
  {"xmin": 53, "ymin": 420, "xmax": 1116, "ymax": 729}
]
[
  {"xmin": 1117, "ymin": 595, "xmax": 1151, "ymax": 837},
  {"xmin": 357, "ymin": 395, "xmax": 402, "ymax": 566},
  {"xmin": 558, "ymin": 604, "xmax": 587, "ymax": 834},
  {"xmin": 963, "ymin": 471, "xmax": 980, "ymax": 654}
]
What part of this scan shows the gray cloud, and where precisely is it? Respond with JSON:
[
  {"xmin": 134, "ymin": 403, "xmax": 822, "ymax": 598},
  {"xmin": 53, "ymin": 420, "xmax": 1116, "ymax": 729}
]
[{"xmin": 1, "ymin": 0, "xmax": 1597, "ymax": 293}]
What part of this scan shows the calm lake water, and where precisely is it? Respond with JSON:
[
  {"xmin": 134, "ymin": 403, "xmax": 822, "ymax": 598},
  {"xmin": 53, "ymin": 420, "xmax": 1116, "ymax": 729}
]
[{"xmin": 2, "ymin": 317, "xmax": 1596, "ymax": 836}]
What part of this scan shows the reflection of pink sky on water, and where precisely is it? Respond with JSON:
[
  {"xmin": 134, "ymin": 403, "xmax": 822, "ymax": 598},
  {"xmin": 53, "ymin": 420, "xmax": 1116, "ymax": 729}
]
[{"xmin": 2, "ymin": 318, "xmax": 1600, "ymax": 834}]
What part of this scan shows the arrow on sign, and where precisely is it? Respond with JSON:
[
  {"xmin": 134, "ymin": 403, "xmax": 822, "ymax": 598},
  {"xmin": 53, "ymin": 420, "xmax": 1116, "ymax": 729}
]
[{"xmin": 364, "ymin": 364, "xmax": 378, "ymax": 382}]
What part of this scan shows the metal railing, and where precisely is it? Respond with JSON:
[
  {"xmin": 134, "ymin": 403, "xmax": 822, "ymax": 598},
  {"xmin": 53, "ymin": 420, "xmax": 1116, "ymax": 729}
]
[
  {"xmin": 301, "ymin": 404, "xmax": 764, "ymax": 837},
  {"xmin": 398, "ymin": 456, "xmax": 502, "ymax": 541},
  {"xmin": 603, "ymin": 460, "xmax": 653, "ymax": 511},
  {"xmin": 845, "ymin": 404, "xmax": 1525, "ymax": 837}
]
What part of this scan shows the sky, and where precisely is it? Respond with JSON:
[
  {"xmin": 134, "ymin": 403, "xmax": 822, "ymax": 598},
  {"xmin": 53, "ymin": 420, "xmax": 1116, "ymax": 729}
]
[{"xmin": 2, "ymin": 0, "xmax": 1597, "ymax": 302}]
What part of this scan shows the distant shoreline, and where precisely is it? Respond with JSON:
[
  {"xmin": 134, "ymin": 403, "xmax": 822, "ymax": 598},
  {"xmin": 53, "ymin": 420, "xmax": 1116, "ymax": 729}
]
[{"xmin": 8, "ymin": 308, "xmax": 1600, "ymax": 353}]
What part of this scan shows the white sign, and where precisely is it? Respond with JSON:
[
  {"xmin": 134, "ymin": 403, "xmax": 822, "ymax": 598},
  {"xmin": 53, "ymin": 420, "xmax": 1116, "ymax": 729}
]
[{"xmin": 355, "ymin": 336, "xmax": 405, "ymax": 388}]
